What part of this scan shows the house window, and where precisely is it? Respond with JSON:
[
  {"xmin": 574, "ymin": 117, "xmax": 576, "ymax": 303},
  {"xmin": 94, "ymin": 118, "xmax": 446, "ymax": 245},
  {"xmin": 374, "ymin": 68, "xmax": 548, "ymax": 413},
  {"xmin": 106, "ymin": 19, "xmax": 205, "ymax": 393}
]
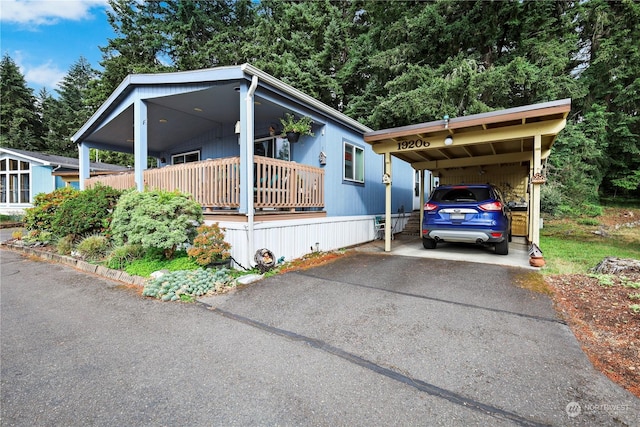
[
  {"xmin": 172, "ymin": 150, "xmax": 200, "ymax": 164},
  {"xmin": 343, "ymin": 142, "xmax": 364, "ymax": 183},
  {"xmin": 255, "ymin": 137, "xmax": 290, "ymax": 161},
  {"xmin": 0, "ymin": 158, "xmax": 30, "ymax": 204}
]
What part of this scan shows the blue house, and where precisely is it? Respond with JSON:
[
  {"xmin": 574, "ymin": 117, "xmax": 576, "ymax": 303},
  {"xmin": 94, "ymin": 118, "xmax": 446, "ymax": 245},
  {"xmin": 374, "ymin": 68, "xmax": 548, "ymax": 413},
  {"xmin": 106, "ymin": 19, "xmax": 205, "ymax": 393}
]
[
  {"xmin": 0, "ymin": 148, "xmax": 128, "ymax": 215},
  {"xmin": 72, "ymin": 64, "xmax": 416, "ymax": 266}
]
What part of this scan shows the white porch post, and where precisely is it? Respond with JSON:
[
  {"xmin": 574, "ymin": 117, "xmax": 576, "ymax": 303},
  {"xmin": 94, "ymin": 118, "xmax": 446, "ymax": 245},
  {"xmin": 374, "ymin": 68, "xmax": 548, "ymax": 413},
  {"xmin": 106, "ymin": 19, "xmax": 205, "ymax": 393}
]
[
  {"xmin": 133, "ymin": 96, "xmax": 148, "ymax": 192},
  {"xmin": 384, "ymin": 152, "xmax": 392, "ymax": 252},
  {"xmin": 78, "ymin": 143, "xmax": 90, "ymax": 190},
  {"xmin": 530, "ymin": 133, "xmax": 542, "ymax": 245}
]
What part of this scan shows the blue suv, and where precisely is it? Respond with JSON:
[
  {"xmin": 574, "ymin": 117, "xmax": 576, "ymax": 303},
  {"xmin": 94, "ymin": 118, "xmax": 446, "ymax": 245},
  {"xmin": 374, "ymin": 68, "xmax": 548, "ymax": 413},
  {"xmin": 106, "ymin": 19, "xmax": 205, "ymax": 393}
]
[{"xmin": 422, "ymin": 184, "xmax": 512, "ymax": 255}]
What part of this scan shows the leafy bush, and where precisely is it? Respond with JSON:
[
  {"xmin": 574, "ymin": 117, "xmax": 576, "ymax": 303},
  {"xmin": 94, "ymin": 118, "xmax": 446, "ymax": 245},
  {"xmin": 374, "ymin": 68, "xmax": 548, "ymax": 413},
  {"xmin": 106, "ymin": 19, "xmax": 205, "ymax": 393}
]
[
  {"xmin": 24, "ymin": 187, "xmax": 79, "ymax": 232},
  {"xmin": 106, "ymin": 244, "xmax": 145, "ymax": 270},
  {"xmin": 110, "ymin": 189, "xmax": 203, "ymax": 259},
  {"xmin": 187, "ymin": 223, "xmax": 232, "ymax": 266},
  {"xmin": 142, "ymin": 268, "xmax": 234, "ymax": 301},
  {"xmin": 76, "ymin": 234, "xmax": 111, "ymax": 260},
  {"xmin": 52, "ymin": 184, "xmax": 122, "ymax": 238}
]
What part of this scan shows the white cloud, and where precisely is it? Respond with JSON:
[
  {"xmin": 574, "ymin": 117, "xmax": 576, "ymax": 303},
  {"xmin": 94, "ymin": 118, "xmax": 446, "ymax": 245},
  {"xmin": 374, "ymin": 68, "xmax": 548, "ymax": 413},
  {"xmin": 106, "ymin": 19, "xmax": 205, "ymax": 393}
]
[
  {"xmin": 24, "ymin": 61, "xmax": 66, "ymax": 90},
  {"xmin": 13, "ymin": 52, "xmax": 65, "ymax": 90},
  {"xmin": 0, "ymin": 0, "xmax": 108, "ymax": 26}
]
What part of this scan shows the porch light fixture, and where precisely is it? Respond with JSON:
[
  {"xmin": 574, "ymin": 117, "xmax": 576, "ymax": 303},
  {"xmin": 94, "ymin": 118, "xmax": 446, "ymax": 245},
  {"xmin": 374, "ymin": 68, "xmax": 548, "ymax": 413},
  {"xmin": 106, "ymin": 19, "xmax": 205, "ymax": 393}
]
[
  {"xmin": 444, "ymin": 135, "xmax": 454, "ymax": 145},
  {"xmin": 193, "ymin": 107, "xmax": 203, "ymax": 112},
  {"xmin": 159, "ymin": 118, "xmax": 168, "ymax": 123}
]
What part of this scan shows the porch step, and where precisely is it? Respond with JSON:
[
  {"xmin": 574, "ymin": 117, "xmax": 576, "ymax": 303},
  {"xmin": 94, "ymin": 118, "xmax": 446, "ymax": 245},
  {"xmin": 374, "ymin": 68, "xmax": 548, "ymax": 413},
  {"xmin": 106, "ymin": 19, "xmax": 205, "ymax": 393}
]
[{"xmin": 399, "ymin": 210, "xmax": 422, "ymax": 236}]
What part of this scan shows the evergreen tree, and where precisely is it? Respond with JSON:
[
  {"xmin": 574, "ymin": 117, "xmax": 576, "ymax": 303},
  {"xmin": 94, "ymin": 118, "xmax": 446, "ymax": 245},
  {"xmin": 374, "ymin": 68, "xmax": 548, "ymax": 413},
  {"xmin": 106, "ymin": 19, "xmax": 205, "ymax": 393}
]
[
  {"xmin": 0, "ymin": 54, "xmax": 45, "ymax": 151},
  {"xmin": 577, "ymin": 0, "xmax": 640, "ymax": 197},
  {"xmin": 43, "ymin": 57, "xmax": 97, "ymax": 157}
]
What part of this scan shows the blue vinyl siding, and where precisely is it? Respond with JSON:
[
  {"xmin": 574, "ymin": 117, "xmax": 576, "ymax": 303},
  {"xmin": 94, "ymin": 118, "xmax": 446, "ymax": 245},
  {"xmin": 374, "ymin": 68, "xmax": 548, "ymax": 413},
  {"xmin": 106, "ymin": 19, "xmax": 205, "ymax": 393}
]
[{"xmin": 31, "ymin": 165, "xmax": 55, "ymax": 199}]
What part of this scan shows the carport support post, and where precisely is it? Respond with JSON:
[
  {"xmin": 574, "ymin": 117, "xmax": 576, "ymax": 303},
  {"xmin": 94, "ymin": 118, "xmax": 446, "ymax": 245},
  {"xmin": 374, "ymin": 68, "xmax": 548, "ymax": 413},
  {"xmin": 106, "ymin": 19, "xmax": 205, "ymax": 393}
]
[
  {"xmin": 530, "ymin": 134, "xmax": 542, "ymax": 246},
  {"xmin": 384, "ymin": 153, "xmax": 392, "ymax": 252}
]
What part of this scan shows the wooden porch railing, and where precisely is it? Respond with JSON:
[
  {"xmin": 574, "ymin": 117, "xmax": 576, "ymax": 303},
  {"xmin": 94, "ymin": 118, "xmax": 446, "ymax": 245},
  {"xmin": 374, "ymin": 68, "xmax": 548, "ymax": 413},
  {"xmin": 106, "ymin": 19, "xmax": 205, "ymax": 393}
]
[{"xmin": 85, "ymin": 156, "xmax": 324, "ymax": 211}]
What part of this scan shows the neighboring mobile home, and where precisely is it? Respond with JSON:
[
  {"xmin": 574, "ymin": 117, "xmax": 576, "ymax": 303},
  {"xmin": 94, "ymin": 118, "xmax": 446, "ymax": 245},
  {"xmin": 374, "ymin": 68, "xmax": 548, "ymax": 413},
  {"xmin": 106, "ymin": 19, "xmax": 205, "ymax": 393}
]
[
  {"xmin": 0, "ymin": 148, "xmax": 129, "ymax": 215},
  {"xmin": 72, "ymin": 64, "xmax": 416, "ymax": 267}
]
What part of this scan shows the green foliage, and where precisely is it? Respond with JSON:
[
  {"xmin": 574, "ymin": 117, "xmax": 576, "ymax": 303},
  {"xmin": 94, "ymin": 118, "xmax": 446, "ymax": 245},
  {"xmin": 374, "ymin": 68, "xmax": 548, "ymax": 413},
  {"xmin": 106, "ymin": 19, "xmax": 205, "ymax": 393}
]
[
  {"xmin": 52, "ymin": 184, "xmax": 122, "ymax": 238},
  {"xmin": 279, "ymin": 113, "xmax": 314, "ymax": 137},
  {"xmin": 106, "ymin": 243, "xmax": 145, "ymax": 270},
  {"xmin": 56, "ymin": 235, "xmax": 75, "ymax": 255},
  {"xmin": 76, "ymin": 234, "xmax": 111, "ymax": 261},
  {"xmin": 124, "ymin": 250, "xmax": 200, "ymax": 277},
  {"xmin": 0, "ymin": 213, "xmax": 24, "ymax": 223},
  {"xmin": 187, "ymin": 223, "xmax": 232, "ymax": 266},
  {"xmin": 24, "ymin": 187, "xmax": 79, "ymax": 233},
  {"xmin": 23, "ymin": 229, "xmax": 53, "ymax": 244},
  {"xmin": 110, "ymin": 188, "xmax": 203, "ymax": 259},
  {"xmin": 630, "ymin": 305, "xmax": 640, "ymax": 314},
  {"xmin": 142, "ymin": 268, "xmax": 234, "ymax": 301},
  {"xmin": 0, "ymin": 54, "xmax": 45, "ymax": 150}
]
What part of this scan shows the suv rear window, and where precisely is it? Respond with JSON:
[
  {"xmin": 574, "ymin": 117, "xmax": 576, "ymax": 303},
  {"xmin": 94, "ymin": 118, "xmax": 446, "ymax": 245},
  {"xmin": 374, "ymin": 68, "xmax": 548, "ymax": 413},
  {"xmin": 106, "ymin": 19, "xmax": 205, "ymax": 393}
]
[{"xmin": 431, "ymin": 187, "xmax": 491, "ymax": 203}]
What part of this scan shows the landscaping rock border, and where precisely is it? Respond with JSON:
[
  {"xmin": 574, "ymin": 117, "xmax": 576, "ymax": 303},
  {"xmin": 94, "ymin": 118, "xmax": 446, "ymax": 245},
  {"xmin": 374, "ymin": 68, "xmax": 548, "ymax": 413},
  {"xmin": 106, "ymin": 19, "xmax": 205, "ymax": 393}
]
[{"xmin": 1, "ymin": 241, "xmax": 147, "ymax": 287}]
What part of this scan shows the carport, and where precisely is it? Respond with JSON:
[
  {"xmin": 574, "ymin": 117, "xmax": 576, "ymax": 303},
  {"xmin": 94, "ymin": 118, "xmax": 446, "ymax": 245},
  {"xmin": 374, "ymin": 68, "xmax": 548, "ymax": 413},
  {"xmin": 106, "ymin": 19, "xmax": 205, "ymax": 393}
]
[{"xmin": 364, "ymin": 98, "xmax": 571, "ymax": 252}]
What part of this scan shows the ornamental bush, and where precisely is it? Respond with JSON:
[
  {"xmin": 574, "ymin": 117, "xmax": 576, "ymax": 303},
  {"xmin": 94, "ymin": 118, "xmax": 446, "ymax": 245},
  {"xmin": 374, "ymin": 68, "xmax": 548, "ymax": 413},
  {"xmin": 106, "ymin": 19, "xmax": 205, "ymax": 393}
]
[
  {"xmin": 110, "ymin": 189, "xmax": 203, "ymax": 259},
  {"xmin": 52, "ymin": 184, "xmax": 122, "ymax": 238},
  {"xmin": 187, "ymin": 223, "xmax": 232, "ymax": 266},
  {"xmin": 24, "ymin": 187, "xmax": 79, "ymax": 233}
]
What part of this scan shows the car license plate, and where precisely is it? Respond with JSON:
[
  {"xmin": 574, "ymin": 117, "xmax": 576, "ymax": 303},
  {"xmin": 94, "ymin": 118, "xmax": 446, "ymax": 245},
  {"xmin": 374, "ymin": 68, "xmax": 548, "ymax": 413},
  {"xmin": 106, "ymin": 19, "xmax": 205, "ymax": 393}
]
[{"xmin": 450, "ymin": 213, "xmax": 465, "ymax": 220}]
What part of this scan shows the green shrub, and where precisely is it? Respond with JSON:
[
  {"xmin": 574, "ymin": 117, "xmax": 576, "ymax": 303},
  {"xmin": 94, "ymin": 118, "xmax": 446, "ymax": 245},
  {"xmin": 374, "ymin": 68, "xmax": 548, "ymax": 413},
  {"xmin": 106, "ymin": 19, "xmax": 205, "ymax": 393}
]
[
  {"xmin": 52, "ymin": 184, "xmax": 122, "ymax": 238},
  {"xmin": 142, "ymin": 268, "xmax": 234, "ymax": 301},
  {"xmin": 24, "ymin": 187, "xmax": 79, "ymax": 232},
  {"xmin": 76, "ymin": 234, "xmax": 111, "ymax": 261},
  {"xmin": 23, "ymin": 229, "xmax": 53, "ymax": 244},
  {"xmin": 106, "ymin": 243, "xmax": 145, "ymax": 270},
  {"xmin": 56, "ymin": 235, "xmax": 75, "ymax": 255},
  {"xmin": 110, "ymin": 189, "xmax": 203, "ymax": 259}
]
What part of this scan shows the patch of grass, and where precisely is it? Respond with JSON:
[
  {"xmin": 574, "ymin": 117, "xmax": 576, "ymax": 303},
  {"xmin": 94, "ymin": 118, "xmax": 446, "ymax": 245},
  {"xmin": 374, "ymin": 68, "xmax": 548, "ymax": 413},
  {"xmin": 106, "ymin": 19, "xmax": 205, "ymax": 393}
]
[
  {"xmin": 125, "ymin": 250, "xmax": 200, "ymax": 277},
  {"xmin": 540, "ymin": 235, "xmax": 640, "ymax": 275}
]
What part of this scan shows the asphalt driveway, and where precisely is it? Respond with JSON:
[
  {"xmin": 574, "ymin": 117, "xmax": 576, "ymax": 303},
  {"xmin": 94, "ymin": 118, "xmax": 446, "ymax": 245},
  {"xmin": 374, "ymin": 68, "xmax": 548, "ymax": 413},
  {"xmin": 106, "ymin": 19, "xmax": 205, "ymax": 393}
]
[{"xmin": 2, "ymin": 248, "xmax": 639, "ymax": 426}]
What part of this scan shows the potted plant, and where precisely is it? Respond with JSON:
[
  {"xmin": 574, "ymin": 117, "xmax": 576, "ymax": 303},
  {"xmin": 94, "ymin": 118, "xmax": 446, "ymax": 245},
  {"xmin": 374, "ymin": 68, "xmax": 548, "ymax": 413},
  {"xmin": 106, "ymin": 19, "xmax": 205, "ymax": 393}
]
[
  {"xmin": 280, "ymin": 113, "xmax": 314, "ymax": 143},
  {"xmin": 187, "ymin": 223, "xmax": 232, "ymax": 268}
]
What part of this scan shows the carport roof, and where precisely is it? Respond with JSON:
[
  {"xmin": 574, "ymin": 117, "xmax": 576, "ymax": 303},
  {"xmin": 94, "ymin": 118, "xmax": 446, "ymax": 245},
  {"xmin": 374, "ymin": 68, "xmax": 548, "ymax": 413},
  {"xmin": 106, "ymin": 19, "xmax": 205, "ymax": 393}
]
[{"xmin": 364, "ymin": 99, "xmax": 571, "ymax": 172}]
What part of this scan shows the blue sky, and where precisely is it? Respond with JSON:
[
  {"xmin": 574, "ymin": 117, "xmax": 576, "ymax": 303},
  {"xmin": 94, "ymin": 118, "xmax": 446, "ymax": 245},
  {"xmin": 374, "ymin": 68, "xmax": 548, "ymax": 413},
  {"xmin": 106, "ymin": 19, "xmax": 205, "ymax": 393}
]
[{"xmin": 1, "ymin": 0, "xmax": 115, "ymax": 94}]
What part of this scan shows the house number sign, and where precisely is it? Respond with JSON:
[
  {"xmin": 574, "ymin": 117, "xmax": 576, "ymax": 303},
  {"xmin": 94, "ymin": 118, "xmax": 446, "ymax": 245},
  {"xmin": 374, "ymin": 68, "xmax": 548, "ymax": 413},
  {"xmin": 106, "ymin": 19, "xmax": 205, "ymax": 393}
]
[{"xmin": 397, "ymin": 139, "xmax": 430, "ymax": 150}]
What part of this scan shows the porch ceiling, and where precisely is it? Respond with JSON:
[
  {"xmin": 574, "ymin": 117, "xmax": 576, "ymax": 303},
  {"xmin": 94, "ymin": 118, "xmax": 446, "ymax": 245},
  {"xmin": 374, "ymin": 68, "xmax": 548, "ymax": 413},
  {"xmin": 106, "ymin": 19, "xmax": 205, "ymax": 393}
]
[
  {"xmin": 85, "ymin": 83, "xmax": 290, "ymax": 153},
  {"xmin": 364, "ymin": 99, "xmax": 571, "ymax": 173}
]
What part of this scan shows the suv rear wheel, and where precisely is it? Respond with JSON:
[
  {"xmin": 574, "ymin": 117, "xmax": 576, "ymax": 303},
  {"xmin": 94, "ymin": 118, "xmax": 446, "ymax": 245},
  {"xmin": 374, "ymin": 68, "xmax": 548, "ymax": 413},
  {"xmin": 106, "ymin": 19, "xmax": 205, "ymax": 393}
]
[
  {"xmin": 422, "ymin": 238, "xmax": 437, "ymax": 249},
  {"xmin": 495, "ymin": 239, "xmax": 509, "ymax": 255}
]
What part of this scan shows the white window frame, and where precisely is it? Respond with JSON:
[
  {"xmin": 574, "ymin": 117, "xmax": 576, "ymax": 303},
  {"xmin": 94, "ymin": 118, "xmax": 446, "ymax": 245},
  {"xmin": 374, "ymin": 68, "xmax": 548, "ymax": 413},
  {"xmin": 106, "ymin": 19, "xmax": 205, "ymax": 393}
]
[
  {"xmin": 343, "ymin": 141, "xmax": 364, "ymax": 183},
  {"xmin": 0, "ymin": 157, "xmax": 31, "ymax": 205},
  {"xmin": 172, "ymin": 150, "xmax": 200, "ymax": 165}
]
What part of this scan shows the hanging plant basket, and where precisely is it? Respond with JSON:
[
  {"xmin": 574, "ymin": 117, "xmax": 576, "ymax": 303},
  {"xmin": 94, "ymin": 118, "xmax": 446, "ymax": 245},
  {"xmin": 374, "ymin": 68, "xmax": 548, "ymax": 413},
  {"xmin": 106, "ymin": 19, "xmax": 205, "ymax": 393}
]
[
  {"xmin": 286, "ymin": 131, "xmax": 301, "ymax": 143},
  {"xmin": 280, "ymin": 113, "xmax": 313, "ymax": 143}
]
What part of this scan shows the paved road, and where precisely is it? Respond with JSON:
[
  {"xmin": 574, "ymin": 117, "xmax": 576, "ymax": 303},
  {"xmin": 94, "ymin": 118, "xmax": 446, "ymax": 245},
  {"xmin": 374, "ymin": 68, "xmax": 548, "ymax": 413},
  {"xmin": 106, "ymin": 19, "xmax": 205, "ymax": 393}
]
[{"xmin": 1, "ymin": 249, "xmax": 639, "ymax": 426}]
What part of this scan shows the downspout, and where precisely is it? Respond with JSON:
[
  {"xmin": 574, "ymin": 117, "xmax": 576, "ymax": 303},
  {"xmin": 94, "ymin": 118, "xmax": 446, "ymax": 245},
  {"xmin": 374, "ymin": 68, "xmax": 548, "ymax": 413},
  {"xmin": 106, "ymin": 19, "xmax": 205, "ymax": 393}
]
[{"xmin": 246, "ymin": 75, "xmax": 259, "ymax": 266}]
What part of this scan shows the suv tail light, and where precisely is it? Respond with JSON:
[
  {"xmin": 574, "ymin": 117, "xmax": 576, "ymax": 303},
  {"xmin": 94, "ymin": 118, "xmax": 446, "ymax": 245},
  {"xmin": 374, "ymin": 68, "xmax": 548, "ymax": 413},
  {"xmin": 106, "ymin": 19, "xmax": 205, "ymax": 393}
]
[
  {"xmin": 424, "ymin": 202, "xmax": 438, "ymax": 211},
  {"xmin": 479, "ymin": 201, "xmax": 503, "ymax": 211}
]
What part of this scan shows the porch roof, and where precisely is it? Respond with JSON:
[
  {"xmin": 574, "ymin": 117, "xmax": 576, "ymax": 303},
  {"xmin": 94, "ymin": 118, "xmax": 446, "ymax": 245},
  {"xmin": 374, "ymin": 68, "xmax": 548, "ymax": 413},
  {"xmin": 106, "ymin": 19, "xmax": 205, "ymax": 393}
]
[{"xmin": 72, "ymin": 64, "xmax": 372, "ymax": 153}]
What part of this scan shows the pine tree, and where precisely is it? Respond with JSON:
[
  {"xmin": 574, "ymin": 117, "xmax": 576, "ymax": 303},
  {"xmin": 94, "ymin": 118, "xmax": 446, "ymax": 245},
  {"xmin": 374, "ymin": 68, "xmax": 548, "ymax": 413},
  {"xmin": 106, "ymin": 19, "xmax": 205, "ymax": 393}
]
[{"xmin": 0, "ymin": 54, "xmax": 45, "ymax": 151}]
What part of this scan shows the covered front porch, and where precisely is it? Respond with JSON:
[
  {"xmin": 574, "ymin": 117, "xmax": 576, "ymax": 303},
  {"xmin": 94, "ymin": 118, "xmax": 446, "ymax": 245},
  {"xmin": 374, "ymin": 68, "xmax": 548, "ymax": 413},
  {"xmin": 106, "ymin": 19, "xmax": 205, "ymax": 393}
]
[{"xmin": 85, "ymin": 156, "xmax": 325, "ymax": 218}]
